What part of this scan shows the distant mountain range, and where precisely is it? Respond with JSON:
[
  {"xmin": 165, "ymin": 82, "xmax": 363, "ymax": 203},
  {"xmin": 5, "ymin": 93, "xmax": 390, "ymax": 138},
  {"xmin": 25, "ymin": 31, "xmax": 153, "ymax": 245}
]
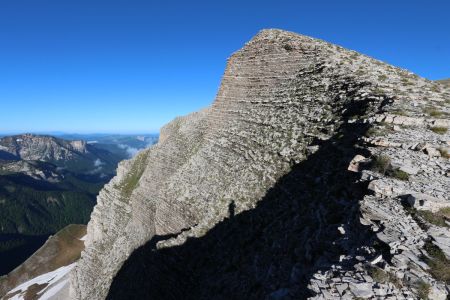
[
  {"xmin": 0, "ymin": 133, "xmax": 158, "ymax": 275},
  {"xmin": 59, "ymin": 133, "xmax": 158, "ymax": 159}
]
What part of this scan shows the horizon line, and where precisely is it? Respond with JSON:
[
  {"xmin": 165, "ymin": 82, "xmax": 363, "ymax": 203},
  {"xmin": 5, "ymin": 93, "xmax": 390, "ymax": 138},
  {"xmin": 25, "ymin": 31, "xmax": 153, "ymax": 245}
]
[{"xmin": 0, "ymin": 131, "xmax": 160, "ymax": 136}]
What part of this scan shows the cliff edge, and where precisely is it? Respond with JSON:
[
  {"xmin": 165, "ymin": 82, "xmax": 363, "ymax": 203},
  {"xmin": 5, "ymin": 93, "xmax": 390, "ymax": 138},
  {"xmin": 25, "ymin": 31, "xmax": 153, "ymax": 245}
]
[{"xmin": 70, "ymin": 29, "xmax": 450, "ymax": 299}]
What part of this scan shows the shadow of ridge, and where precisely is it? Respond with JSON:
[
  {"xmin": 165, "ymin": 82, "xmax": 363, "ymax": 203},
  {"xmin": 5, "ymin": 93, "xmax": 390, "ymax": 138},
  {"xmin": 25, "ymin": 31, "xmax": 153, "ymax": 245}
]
[
  {"xmin": 0, "ymin": 234, "xmax": 50, "ymax": 276},
  {"xmin": 107, "ymin": 103, "xmax": 391, "ymax": 300}
]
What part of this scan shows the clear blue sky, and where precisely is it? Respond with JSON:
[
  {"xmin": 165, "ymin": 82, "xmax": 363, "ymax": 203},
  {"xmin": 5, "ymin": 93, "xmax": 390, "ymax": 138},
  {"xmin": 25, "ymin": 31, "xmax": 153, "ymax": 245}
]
[{"xmin": 1, "ymin": 0, "xmax": 449, "ymax": 134}]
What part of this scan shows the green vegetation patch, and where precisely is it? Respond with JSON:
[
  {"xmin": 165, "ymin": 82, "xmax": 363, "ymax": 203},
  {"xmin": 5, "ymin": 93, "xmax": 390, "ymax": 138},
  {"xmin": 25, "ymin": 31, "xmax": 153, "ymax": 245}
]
[
  {"xmin": 118, "ymin": 150, "xmax": 148, "ymax": 199},
  {"xmin": 438, "ymin": 148, "xmax": 450, "ymax": 159},
  {"xmin": 431, "ymin": 85, "xmax": 441, "ymax": 93},
  {"xmin": 368, "ymin": 266, "xmax": 402, "ymax": 288},
  {"xmin": 365, "ymin": 123, "xmax": 395, "ymax": 137},
  {"xmin": 415, "ymin": 280, "xmax": 431, "ymax": 300},
  {"xmin": 401, "ymin": 78, "xmax": 414, "ymax": 86},
  {"xmin": 423, "ymin": 240, "xmax": 450, "ymax": 284},
  {"xmin": 415, "ymin": 207, "xmax": 450, "ymax": 228},
  {"xmin": 423, "ymin": 107, "xmax": 444, "ymax": 117},
  {"xmin": 417, "ymin": 210, "xmax": 448, "ymax": 227},
  {"xmin": 0, "ymin": 174, "xmax": 97, "ymax": 236},
  {"xmin": 370, "ymin": 155, "xmax": 409, "ymax": 180},
  {"xmin": 430, "ymin": 126, "xmax": 448, "ymax": 134},
  {"xmin": 439, "ymin": 207, "xmax": 450, "ymax": 219},
  {"xmin": 388, "ymin": 168, "xmax": 409, "ymax": 181},
  {"xmin": 391, "ymin": 109, "xmax": 408, "ymax": 116},
  {"xmin": 370, "ymin": 155, "xmax": 391, "ymax": 175},
  {"xmin": 378, "ymin": 74, "xmax": 387, "ymax": 81}
]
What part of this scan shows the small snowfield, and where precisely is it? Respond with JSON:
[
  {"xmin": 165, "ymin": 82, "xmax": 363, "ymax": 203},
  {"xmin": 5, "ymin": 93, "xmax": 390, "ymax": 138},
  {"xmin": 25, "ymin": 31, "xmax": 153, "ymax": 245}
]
[{"xmin": 4, "ymin": 263, "xmax": 75, "ymax": 300}]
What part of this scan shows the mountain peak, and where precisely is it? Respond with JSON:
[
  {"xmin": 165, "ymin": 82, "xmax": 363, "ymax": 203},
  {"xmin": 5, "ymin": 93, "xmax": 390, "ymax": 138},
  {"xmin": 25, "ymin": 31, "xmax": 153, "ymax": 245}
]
[{"xmin": 66, "ymin": 30, "xmax": 450, "ymax": 299}]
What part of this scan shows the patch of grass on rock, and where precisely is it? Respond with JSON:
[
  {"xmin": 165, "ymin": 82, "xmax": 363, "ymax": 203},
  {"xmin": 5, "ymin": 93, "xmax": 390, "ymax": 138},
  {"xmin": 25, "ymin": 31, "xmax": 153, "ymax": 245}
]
[
  {"xmin": 118, "ymin": 151, "xmax": 148, "ymax": 199},
  {"xmin": 370, "ymin": 155, "xmax": 409, "ymax": 181},
  {"xmin": 424, "ymin": 107, "xmax": 443, "ymax": 117},
  {"xmin": 370, "ymin": 155, "xmax": 391, "ymax": 175},
  {"xmin": 430, "ymin": 127, "xmax": 448, "ymax": 134},
  {"xmin": 415, "ymin": 280, "xmax": 431, "ymax": 300},
  {"xmin": 387, "ymin": 168, "xmax": 409, "ymax": 181},
  {"xmin": 438, "ymin": 148, "xmax": 450, "ymax": 159},
  {"xmin": 423, "ymin": 240, "xmax": 450, "ymax": 284},
  {"xmin": 417, "ymin": 210, "xmax": 449, "ymax": 227},
  {"xmin": 368, "ymin": 266, "xmax": 403, "ymax": 288}
]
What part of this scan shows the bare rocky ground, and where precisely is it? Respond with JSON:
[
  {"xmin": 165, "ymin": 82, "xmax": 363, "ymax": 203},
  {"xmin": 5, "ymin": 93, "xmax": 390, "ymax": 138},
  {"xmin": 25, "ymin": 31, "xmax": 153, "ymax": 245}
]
[{"xmin": 63, "ymin": 29, "xmax": 450, "ymax": 299}]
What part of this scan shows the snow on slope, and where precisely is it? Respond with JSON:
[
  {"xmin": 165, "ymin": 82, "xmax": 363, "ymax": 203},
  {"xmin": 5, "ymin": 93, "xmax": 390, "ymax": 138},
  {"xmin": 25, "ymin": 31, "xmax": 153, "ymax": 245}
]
[{"xmin": 5, "ymin": 263, "xmax": 75, "ymax": 300}]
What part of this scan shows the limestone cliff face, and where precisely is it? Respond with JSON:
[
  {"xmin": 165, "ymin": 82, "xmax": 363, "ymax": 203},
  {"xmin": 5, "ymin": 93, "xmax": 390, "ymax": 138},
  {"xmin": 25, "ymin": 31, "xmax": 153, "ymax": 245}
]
[
  {"xmin": 0, "ymin": 134, "xmax": 87, "ymax": 161},
  {"xmin": 70, "ymin": 109, "xmax": 211, "ymax": 299},
  {"xmin": 71, "ymin": 29, "xmax": 450, "ymax": 299}
]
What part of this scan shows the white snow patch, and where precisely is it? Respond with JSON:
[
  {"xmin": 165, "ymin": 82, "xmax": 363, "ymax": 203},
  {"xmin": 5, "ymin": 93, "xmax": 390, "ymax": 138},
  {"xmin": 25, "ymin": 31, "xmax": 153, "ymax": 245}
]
[
  {"xmin": 6, "ymin": 263, "xmax": 76, "ymax": 300},
  {"xmin": 38, "ymin": 278, "xmax": 69, "ymax": 300}
]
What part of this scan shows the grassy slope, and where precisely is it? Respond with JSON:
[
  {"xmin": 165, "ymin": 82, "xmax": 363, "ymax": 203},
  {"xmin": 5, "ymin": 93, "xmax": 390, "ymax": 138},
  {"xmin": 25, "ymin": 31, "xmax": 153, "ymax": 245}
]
[{"xmin": 0, "ymin": 224, "xmax": 87, "ymax": 298}]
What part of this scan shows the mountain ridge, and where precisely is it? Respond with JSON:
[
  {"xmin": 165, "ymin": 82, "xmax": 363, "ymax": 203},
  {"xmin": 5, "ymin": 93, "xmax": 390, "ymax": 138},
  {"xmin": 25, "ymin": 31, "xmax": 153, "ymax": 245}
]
[
  {"xmin": 0, "ymin": 134, "xmax": 88, "ymax": 161},
  {"xmin": 9, "ymin": 29, "xmax": 444, "ymax": 299},
  {"xmin": 70, "ymin": 28, "xmax": 450, "ymax": 299},
  {"xmin": 0, "ymin": 134, "xmax": 124, "ymax": 175}
]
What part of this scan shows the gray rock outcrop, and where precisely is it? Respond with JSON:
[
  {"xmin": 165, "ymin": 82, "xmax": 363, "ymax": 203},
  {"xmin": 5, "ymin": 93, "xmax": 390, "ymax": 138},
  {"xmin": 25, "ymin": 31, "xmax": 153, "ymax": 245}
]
[
  {"xmin": 0, "ymin": 134, "xmax": 88, "ymax": 161},
  {"xmin": 70, "ymin": 29, "xmax": 450, "ymax": 299}
]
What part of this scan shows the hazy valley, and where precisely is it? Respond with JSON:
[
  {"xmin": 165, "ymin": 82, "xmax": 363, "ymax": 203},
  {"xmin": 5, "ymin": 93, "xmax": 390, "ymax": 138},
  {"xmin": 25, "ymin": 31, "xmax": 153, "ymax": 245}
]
[{"xmin": 0, "ymin": 133, "xmax": 157, "ymax": 276}]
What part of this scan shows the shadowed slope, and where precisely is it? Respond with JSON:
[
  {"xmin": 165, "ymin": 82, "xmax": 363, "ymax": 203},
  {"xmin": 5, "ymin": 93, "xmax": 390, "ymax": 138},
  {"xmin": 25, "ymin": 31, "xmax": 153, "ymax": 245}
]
[{"xmin": 106, "ymin": 94, "xmax": 391, "ymax": 299}]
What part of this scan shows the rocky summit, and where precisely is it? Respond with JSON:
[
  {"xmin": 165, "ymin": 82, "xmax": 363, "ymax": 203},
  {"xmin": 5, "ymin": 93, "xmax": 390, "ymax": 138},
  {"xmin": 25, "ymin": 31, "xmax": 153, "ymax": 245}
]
[{"xmin": 66, "ymin": 29, "xmax": 449, "ymax": 299}]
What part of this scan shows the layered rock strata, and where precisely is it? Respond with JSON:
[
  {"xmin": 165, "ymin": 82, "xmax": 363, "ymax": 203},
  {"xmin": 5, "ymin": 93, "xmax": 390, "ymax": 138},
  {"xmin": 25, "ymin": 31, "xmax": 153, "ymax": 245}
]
[{"xmin": 70, "ymin": 29, "xmax": 450, "ymax": 299}]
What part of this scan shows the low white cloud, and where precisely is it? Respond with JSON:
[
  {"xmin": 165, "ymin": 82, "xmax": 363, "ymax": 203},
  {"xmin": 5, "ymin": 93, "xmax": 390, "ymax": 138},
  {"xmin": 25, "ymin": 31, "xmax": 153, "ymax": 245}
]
[
  {"xmin": 87, "ymin": 159, "xmax": 105, "ymax": 175},
  {"xmin": 87, "ymin": 166, "xmax": 102, "ymax": 174},
  {"xmin": 126, "ymin": 147, "xmax": 139, "ymax": 157},
  {"xmin": 94, "ymin": 159, "xmax": 104, "ymax": 167},
  {"xmin": 146, "ymin": 137, "xmax": 158, "ymax": 147},
  {"xmin": 118, "ymin": 144, "xmax": 139, "ymax": 158}
]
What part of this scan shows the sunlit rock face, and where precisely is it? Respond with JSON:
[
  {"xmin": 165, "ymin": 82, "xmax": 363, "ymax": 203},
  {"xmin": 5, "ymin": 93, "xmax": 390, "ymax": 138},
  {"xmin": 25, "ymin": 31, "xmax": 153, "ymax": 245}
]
[
  {"xmin": 70, "ymin": 29, "xmax": 450, "ymax": 299},
  {"xmin": 0, "ymin": 134, "xmax": 87, "ymax": 161}
]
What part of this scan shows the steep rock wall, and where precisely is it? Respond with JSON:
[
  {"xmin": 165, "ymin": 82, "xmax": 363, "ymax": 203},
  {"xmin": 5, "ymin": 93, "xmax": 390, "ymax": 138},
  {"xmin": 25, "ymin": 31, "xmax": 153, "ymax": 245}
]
[{"xmin": 70, "ymin": 29, "xmax": 450, "ymax": 299}]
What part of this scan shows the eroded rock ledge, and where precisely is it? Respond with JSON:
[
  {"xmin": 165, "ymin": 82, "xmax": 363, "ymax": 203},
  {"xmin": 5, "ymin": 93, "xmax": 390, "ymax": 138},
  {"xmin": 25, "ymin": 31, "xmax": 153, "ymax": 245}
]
[{"xmin": 70, "ymin": 29, "xmax": 450, "ymax": 299}]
